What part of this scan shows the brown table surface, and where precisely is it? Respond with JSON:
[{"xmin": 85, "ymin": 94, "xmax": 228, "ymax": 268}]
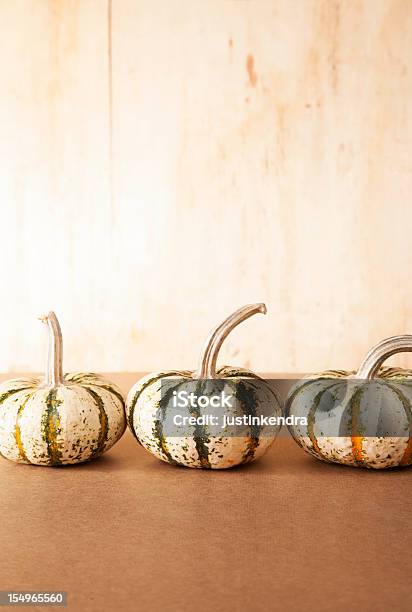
[{"xmin": 0, "ymin": 373, "xmax": 411, "ymax": 612}]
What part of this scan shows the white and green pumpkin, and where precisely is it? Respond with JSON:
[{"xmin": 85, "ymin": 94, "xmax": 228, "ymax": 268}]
[
  {"xmin": 126, "ymin": 304, "xmax": 282, "ymax": 469},
  {"xmin": 286, "ymin": 335, "xmax": 412, "ymax": 469},
  {"xmin": 0, "ymin": 312, "xmax": 126, "ymax": 466}
]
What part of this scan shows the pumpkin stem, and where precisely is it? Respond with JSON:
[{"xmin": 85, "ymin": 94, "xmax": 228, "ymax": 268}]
[
  {"xmin": 39, "ymin": 311, "xmax": 64, "ymax": 386},
  {"xmin": 356, "ymin": 334, "xmax": 412, "ymax": 379},
  {"xmin": 194, "ymin": 303, "xmax": 267, "ymax": 379}
]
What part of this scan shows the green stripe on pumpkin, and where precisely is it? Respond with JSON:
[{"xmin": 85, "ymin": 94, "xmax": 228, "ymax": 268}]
[
  {"xmin": 0, "ymin": 385, "xmax": 37, "ymax": 461},
  {"xmin": 190, "ymin": 380, "xmax": 211, "ymax": 468},
  {"xmin": 65, "ymin": 374, "xmax": 125, "ymax": 406},
  {"xmin": 307, "ymin": 382, "xmax": 343, "ymax": 461},
  {"xmin": 285, "ymin": 378, "xmax": 332, "ymax": 448},
  {"xmin": 95, "ymin": 384, "xmax": 124, "ymax": 406},
  {"xmin": 216, "ymin": 370, "xmax": 282, "ymax": 464},
  {"xmin": 154, "ymin": 380, "xmax": 187, "ymax": 466},
  {"xmin": 14, "ymin": 391, "xmax": 37, "ymax": 463},
  {"xmin": 82, "ymin": 387, "xmax": 109, "ymax": 458},
  {"xmin": 0, "ymin": 385, "xmax": 35, "ymax": 405},
  {"xmin": 237, "ymin": 380, "xmax": 262, "ymax": 464},
  {"xmin": 42, "ymin": 388, "xmax": 63, "ymax": 466},
  {"xmin": 349, "ymin": 385, "xmax": 366, "ymax": 464}
]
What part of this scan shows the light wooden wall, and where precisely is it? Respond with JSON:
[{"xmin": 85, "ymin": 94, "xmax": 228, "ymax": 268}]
[{"xmin": 1, "ymin": 0, "xmax": 412, "ymax": 374}]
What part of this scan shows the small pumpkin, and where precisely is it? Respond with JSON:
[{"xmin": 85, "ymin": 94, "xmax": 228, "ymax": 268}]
[
  {"xmin": 126, "ymin": 303, "xmax": 282, "ymax": 469},
  {"xmin": 286, "ymin": 335, "xmax": 412, "ymax": 469},
  {"xmin": 0, "ymin": 312, "xmax": 126, "ymax": 466}
]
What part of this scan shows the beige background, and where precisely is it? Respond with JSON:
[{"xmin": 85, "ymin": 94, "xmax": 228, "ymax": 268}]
[{"xmin": 0, "ymin": 0, "xmax": 411, "ymax": 374}]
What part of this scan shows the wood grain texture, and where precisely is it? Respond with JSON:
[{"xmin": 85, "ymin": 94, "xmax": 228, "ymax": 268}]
[{"xmin": 0, "ymin": 0, "xmax": 412, "ymax": 374}]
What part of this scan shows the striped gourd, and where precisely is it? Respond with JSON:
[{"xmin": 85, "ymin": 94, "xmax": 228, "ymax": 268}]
[
  {"xmin": 0, "ymin": 312, "xmax": 126, "ymax": 466},
  {"xmin": 286, "ymin": 335, "xmax": 412, "ymax": 469},
  {"xmin": 126, "ymin": 304, "xmax": 282, "ymax": 469}
]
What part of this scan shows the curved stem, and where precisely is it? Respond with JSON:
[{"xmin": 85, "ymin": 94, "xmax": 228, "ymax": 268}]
[
  {"xmin": 356, "ymin": 335, "xmax": 412, "ymax": 379},
  {"xmin": 39, "ymin": 311, "xmax": 64, "ymax": 386},
  {"xmin": 194, "ymin": 303, "xmax": 267, "ymax": 379}
]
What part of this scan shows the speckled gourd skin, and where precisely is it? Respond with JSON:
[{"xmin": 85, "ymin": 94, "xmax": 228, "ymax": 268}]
[
  {"xmin": 0, "ymin": 373, "xmax": 126, "ymax": 466},
  {"xmin": 126, "ymin": 366, "xmax": 282, "ymax": 469},
  {"xmin": 286, "ymin": 367, "xmax": 412, "ymax": 469}
]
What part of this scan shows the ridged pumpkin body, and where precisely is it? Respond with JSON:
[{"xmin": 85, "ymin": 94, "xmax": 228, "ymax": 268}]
[
  {"xmin": 0, "ymin": 373, "xmax": 126, "ymax": 466},
  {"xmin": 126, "ymin": 366, "xmax": 282, "ymax": 469},
  {"xmin": 286, "ymin": 367, "xmax": 412, "ymax": 469}
]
